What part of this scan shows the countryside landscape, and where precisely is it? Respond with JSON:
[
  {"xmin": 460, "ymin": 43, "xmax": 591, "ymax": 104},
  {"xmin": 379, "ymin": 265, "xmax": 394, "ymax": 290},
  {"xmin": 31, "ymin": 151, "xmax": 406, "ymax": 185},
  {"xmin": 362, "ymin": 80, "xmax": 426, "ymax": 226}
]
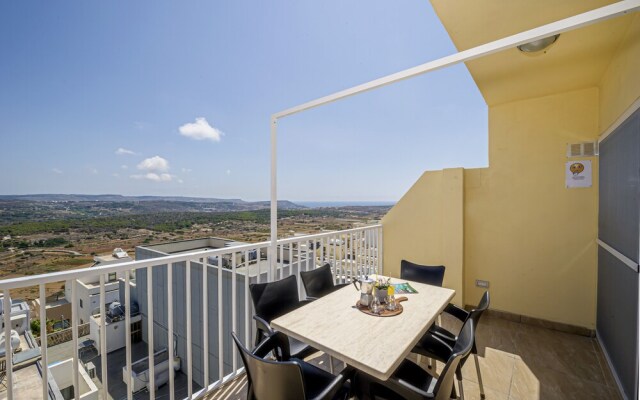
[{"xmin": 0, "ymin": 195, "xmax": 390, "ymax": 300}]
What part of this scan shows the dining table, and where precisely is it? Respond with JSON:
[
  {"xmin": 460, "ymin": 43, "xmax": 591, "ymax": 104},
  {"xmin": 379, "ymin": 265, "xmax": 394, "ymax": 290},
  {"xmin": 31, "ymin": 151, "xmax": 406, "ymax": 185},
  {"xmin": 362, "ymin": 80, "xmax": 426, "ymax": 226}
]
[{"xmin": 270, "ymin": 276, "xmax": 455, "ymax": 381}]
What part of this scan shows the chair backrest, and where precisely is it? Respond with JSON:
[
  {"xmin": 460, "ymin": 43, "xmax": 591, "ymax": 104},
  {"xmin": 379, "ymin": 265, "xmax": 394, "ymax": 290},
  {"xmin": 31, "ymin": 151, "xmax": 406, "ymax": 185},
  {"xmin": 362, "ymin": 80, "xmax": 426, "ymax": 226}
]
[
  {"xmin": 300, "ymin": 263, "xmax": 336, "ymax": 298},
  {"xmin": 249, "ymin": 275, "xmax": 301, "ymax": 323},
  {"xmin": 433, "ymin": 320, "xmax": 475, "ymax": 400},
  {"xmin": 232, "ymin": 332, "xmax": 306, "ymax": 400},
  {"xmin": 400, "ymin": 260, "xmax": 445, "ymax": 287},
  {"xmin": 468, "ymin": 291, "xmax": 490, "ymax": 327}
]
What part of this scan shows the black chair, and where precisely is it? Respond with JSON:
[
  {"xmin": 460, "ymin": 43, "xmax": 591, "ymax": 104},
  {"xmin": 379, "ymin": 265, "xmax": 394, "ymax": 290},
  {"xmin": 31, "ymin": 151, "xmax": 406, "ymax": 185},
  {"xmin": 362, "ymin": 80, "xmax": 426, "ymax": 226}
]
[
  {"xmin": 400, "ymin": 260, "xmax": 446, "ymax": 287},
  {"xmin": 352, "ymin": 319, "xmax": 475, "ymax": 400},
  {"xmin": 300, "ymin": 263, "xmax": 350, "ymax": 299},
  {"xmin": 232, "ymin": 331, "xmax": 353, "ymax": 400},
  {"xmin": 412, "ymin": 291, "xmax": 490, "ymax": 399},
  {"xmin": 249, "ymin": 274, "xmax": 317, "ymax": 360}
]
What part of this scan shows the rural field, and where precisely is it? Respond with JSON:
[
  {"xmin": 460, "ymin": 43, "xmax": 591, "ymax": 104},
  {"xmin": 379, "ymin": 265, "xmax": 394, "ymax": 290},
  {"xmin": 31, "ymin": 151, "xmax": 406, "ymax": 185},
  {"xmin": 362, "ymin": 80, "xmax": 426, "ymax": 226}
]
[{"xmin": 0, "ymin": 197, "xmax": 390, "ymax": 300}]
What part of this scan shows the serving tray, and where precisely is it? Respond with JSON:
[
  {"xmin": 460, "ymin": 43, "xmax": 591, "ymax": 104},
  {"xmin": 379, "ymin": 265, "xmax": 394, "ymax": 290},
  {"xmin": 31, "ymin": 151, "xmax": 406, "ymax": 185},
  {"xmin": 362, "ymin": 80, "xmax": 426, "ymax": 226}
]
[{"xmin": 355, "ymin": 296, "xmax": 408, "ymax": 317}]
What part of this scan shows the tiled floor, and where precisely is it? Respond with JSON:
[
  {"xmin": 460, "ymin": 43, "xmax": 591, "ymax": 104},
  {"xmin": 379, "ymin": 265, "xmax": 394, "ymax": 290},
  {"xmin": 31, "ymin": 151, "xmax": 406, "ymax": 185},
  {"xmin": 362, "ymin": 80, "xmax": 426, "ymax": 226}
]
[{"xmin": 205, "ymin": 314, "xmax": 622, "ymax": 400}]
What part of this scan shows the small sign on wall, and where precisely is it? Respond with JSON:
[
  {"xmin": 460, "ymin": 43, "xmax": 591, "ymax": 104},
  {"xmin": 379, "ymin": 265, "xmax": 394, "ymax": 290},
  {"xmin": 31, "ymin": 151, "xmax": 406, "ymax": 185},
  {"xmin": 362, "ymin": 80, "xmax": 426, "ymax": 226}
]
[{"xmin": 566, "ymin": 160, "xmax": 592, "ymax": 188}]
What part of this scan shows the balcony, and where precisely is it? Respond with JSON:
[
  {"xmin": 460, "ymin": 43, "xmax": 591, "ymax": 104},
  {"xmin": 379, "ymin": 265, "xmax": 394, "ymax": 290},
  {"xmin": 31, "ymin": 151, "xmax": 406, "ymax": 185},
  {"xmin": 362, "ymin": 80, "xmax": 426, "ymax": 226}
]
[
  {"xmin": 0, "ymin": 222, "xmax": 624, "ymax": 400},
  {"xmin": 1, "ymin": 1, "xmax": 639, "ymax": 399}
]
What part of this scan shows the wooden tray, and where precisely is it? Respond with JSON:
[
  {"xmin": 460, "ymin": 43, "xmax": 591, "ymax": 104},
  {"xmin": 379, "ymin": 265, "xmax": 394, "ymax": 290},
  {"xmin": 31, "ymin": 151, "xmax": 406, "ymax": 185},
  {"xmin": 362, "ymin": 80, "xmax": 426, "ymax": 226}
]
[{"xmin": 355, "ymin": 296, "xmax": 408, "ymax": 317}]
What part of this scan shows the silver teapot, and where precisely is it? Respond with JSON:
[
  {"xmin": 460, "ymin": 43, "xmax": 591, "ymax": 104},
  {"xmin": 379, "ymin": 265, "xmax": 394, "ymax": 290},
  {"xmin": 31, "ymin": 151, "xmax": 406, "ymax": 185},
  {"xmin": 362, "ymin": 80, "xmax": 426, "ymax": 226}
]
[{"xmin": 352, "ymin": 276, "xmax": 375, "ymax": 306}]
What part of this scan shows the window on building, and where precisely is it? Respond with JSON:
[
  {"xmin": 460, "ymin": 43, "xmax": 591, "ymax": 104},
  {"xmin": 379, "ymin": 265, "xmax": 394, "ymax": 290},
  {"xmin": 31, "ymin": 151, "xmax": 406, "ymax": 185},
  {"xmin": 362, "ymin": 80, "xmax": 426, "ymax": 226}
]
[
  {"xmin": 131, "ymin": 321, "xmax": 142, "ymax": 343},
  {"xmin": 108, "ymin": 273, "xmax": 117, "ymax": 282},
  {"xmin": 80, "ymin": 299, "xmax": 83, "ymax": 308}
]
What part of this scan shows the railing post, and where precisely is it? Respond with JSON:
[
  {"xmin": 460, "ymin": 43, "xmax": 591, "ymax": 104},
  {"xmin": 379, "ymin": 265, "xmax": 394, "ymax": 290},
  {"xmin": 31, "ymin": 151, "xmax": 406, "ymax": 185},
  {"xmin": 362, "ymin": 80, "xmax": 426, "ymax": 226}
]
[
  {"xmin": 71, "ymin": 280, "xmax": 79, "ymax": 400},
  {"xmin": 99, "ymin": 273, "xmax": 108, "ymax": 399},
  {"xmin": 167, "ymin": 263, "xmax": 175, "ymax": 400},
  {"xmin": 39, "ymin": 284, "xmax": 48, "ymax": 400},
  {"xmin": 3, "ymin": 290, "xmax": 13, "ymax": 400},
  {"xmin": 125, "ymin": 271, "xmax": 133, "ymax": 400}
]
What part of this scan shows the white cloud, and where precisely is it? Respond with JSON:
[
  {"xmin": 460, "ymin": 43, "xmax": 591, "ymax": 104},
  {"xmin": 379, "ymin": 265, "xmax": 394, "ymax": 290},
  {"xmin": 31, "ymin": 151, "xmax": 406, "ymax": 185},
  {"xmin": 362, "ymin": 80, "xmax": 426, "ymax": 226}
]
[
  {"xmin": 226, "ymin": 169, "xmax": 231, "ymax": 175},
  {"xmin": 137, "ymin": 156, "xmax": 169, "ymax": 172},
  {"xmin": 181, "ymin": 168, "xmax": 192, "ymax": 173},
  {"xmin": 130, "ymin": 173, "xmax": 174, "ymax": 182},
  {"xmin": 90, "ymin": 168, "xmax": 98, "ymax": 174},
  {"xmin": 178, "ymin": 179, "xmax": 184, "ymax": 184},
  {"xmin": 179, "ymin": 117, "xmax": 223, "ymax": 142},
  {"xmin": 112, "ymin": 173, "xmax": 120, "ymax": 178},
  {"xmin": 121, "ymin": 165, "xmax": 129, "ymax": 170},
  {"xmin": 52, "ymin": 168, "xmax": 63, "ymax": 174},
  {"xmin": 115, "ymin": 147, "xmax": 137, "ymax": 156}
]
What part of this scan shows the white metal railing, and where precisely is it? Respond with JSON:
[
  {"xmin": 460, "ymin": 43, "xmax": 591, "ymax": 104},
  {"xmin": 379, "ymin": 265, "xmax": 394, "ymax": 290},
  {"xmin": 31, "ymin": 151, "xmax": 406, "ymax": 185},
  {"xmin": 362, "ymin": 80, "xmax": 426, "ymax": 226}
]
[{"xmin": 0, "ymin": 224, "xmax": 381, "ymax": 400}]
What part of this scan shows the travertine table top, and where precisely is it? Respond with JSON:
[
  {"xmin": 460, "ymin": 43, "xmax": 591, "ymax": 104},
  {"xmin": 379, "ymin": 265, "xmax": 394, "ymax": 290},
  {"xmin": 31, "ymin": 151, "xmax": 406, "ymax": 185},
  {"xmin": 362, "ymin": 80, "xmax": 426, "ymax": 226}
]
[{"xmin": 271, "ymin": 278, "xmax": 455, "ymax": 380}]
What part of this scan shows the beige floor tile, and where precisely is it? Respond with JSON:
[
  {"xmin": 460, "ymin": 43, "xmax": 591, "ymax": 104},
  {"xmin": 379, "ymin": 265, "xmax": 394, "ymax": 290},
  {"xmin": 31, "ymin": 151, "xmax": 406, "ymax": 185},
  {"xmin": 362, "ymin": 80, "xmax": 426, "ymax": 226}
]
[
  {"xmin": 461, "ymin": 347, "xmax": 516, "ymax": 395},
  {"xmin": 475, "ymin": 316, "xmax": 520, "ymax": 355},
  {"xmin": 510, "ymin": 358, "xmax": 615, "ymax": 400},
  {"xmin": 460, "ymin": 378, "xmax": 509, "ymax": 400},
  {"xmin": 509, "ymin": 358, "xmax": 542, "ymax": 400},
  {"xmin": 513, "ymin": 324, "xmax": 606, "ymax": 385}
]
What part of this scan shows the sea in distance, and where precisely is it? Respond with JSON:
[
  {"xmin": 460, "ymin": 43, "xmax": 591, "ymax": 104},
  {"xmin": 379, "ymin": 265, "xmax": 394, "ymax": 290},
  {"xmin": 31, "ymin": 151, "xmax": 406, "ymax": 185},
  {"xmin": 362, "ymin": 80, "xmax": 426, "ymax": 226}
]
[{"xmin": 296, "ymin": 201, "xmax": 396, "ymax": 208}]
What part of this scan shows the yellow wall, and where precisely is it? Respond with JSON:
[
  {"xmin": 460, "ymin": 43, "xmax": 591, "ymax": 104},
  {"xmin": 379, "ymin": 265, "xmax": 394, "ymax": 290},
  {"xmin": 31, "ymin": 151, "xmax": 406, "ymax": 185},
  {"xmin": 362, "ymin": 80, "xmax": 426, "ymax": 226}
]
[
  {"xmin": 465, "ymin": 88, "xmax": 599, "ymax": 328},
  {"xmin": 382, "ymin": 168, "xmax": 464, "ymax": 306},
  {"xmin": 382, "ymin": 16, "xmax": 640, "ymax": 329},
  {"xmin": 599, "ymin": 14, "xmax": 640, "ymax": 132}
]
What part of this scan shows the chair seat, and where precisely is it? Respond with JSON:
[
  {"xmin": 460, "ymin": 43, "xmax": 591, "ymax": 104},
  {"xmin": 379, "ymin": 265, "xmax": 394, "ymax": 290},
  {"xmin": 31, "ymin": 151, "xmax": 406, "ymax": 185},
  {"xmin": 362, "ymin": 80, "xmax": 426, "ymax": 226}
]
[
  {"xmin": 428, "ymin": 324, "xmax": 457, "ymax": 345},
  {"xmin": 393, "ymin": 359, "xmax": 438, "ymax": 397},
  {"xmin": 289, "ymin": 336, "xmax": 318, "ymax": 360},
  {"xmin": 412, "ymin": 331, "xmax": 453, "ymax": 362},
  {"xmin": 293, "ymin": 358, "xmax": 350, "ymax": 400}
]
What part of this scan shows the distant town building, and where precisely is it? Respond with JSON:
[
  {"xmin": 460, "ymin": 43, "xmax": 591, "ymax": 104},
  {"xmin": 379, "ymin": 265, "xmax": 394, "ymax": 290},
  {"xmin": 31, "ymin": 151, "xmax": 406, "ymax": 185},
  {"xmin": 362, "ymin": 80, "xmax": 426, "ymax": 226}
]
[
  {"xmin": 66, "ymin": 248, "xmax": 132, "ymax": 324},
  {"xmin": 0, "ymin": 297, "xmax": 31, "ymax": 334},
  {"xmin": 91, "ymin": 247, "xmax": 132, "ymax": 267},
  {"xmin": 31, "ymin": 297, "xmax": 72, "ymax": 323},
  {"xmin": 89, "ymin": 301, "xmax": 141, "ymax": 355}
]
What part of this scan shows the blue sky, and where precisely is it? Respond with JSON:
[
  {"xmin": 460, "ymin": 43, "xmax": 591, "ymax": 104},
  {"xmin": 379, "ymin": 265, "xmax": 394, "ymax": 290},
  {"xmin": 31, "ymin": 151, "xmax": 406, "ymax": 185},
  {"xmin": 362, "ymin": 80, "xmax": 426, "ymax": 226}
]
[{"xmin": 0, "ymin": 1, "xmax": 487, "ymax": 202}]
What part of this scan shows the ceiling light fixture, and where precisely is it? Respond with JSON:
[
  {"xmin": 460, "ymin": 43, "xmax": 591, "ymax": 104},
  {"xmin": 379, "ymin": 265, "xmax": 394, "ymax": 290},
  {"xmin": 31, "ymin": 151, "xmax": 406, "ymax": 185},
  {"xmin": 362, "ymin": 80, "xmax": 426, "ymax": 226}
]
[{"xmin": 517, "ymin": 34, "xmax": 560, "ymax": 53}]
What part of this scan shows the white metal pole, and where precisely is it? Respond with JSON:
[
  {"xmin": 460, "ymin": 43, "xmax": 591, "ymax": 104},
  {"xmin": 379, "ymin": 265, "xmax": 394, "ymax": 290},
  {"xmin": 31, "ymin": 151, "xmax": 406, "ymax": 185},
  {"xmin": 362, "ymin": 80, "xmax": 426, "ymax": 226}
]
[
  {"xmin": 272, "ymin": 0, "xmax": 640, "ymax": 120},
  {"xmin": 270, "ymin": 116, "xmax": 278, "ymax": 280}
]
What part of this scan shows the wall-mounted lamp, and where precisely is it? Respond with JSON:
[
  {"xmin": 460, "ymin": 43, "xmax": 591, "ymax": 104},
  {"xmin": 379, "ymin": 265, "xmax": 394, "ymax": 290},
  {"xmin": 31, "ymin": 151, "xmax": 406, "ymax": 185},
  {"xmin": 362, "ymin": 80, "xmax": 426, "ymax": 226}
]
[{"xmin": 517, "ymin": 34, "xmax": 560, "ymax": 54}]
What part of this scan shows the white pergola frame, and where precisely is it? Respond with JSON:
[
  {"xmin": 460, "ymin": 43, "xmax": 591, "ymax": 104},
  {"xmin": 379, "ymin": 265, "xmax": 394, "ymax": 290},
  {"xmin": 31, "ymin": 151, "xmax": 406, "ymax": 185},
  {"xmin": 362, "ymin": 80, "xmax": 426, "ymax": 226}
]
[{"xmin": 268, "ymin": 0, "xmax": 640, "ymax": 275}]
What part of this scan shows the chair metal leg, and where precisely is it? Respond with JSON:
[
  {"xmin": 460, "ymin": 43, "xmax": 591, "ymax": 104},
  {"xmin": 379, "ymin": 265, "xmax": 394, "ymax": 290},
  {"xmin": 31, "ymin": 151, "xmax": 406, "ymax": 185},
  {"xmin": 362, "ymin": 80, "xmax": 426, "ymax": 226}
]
[
  {"xmin": 473, "ymin": 354, "xmax": 485, "ymax": 399},
  {"xmin": 430, "ymin": 357, "xmax": 437, "ymax": 371},
  {"xmin": 329, "ymin": 355, "xmax": 335, "ymax": 374},
  {"xmin": 458, "ymin": 377, "xmax": 464, "ymax": 400},
  {"xmin": 417, "ymin": 354, "xmax": 423, "ymax": 367}
]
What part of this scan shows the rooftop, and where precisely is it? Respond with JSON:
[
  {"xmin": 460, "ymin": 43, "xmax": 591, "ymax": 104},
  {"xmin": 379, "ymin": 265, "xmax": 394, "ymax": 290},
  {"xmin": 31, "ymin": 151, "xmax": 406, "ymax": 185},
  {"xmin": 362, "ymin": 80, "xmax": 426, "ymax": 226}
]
[{"xmin": 137, "ymin": 237, "xmax": 240, "ymax": 255}]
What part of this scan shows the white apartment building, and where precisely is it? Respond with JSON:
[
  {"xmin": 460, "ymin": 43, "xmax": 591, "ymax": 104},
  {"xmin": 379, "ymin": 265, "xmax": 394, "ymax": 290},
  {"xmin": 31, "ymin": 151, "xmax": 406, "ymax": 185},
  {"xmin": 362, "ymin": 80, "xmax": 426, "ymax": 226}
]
[{"xmin": 65, "ymin": 248, "xmax": 131, "ymax": 324}]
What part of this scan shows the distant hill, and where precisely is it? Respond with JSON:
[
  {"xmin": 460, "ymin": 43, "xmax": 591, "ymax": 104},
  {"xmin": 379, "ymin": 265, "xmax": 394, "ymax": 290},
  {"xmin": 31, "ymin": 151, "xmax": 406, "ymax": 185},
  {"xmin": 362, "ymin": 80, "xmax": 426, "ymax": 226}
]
[
  {"xmin": 0, "ymin": 195, "xmax": 305, "ymax": 225},
  {"xmin": 0, "ymin": 194, "xmax": 303, "ymax": 208},
  {"xmin": 0, "ymin": 194, "xmax": 248, "ymax": 203}
]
